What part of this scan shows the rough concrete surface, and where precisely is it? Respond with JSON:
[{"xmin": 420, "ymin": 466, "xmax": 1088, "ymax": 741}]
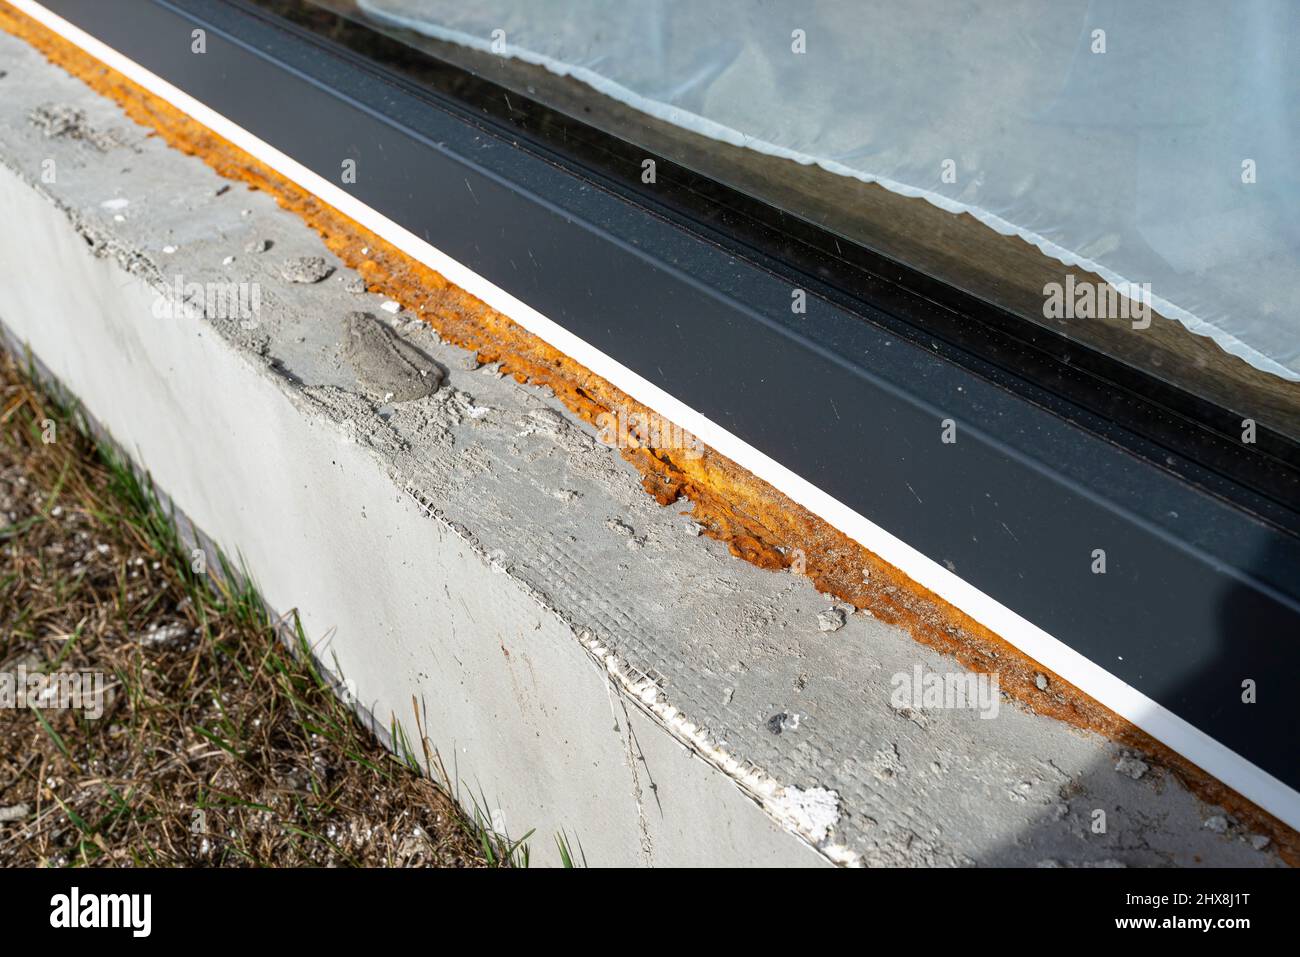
[{"xmin": 0, "ymin": 29, "xmax": 1283, "ymax": 866}]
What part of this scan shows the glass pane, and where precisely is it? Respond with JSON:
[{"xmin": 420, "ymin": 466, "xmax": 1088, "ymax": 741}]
[{"xmin": 289, "ymin": 0, "xmax": 1300, "ymax": 443}]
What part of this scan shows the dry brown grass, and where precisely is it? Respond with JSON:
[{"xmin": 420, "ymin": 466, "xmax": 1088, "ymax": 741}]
[{"xmin": 0, "ymin": 348, "xmax": 500, "ymax": 867}]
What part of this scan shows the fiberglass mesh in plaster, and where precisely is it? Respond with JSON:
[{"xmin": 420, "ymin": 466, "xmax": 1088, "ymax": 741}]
[{"xmin": 358, "ymin": 0, "xmax": 1300, "ymax": 381}]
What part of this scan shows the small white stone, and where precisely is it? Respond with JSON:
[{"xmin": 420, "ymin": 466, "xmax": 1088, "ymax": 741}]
[
  {"xmin": 1114, "ymin": 753, "xmax": 1148, "ymax": 779},
  {"xmin": 0, "ymin": 804, "xmax": 31, "ymax": 823},
  {"xmin": 817, "ymin": 608, "xmax": 846, "ymax": 632}
]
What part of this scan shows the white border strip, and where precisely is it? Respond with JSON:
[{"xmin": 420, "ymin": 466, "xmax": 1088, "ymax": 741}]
[{"xmin": 13, "ymin": 0, "xmax": 1298, "ymax": 832}]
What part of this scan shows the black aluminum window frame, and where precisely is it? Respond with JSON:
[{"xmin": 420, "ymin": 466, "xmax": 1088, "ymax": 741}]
[
  {"xmin": 30, "ymin": 0, "xmax": 1300, "ymax": 813},
  {"xmin": 246, "ymin": 0, "xmax": 1300, "ymax": 516}
]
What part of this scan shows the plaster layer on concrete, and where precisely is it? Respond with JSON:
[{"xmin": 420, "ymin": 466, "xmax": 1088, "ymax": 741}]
[{"xmin": 0, "ymin": 28, "xmax": 1284, "ymax": 866}]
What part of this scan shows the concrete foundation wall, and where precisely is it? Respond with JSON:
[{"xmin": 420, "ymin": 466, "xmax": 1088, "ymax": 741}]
[{"xmin": 0, "ymin": 161, "xmax": 822, "ymax": 867}]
